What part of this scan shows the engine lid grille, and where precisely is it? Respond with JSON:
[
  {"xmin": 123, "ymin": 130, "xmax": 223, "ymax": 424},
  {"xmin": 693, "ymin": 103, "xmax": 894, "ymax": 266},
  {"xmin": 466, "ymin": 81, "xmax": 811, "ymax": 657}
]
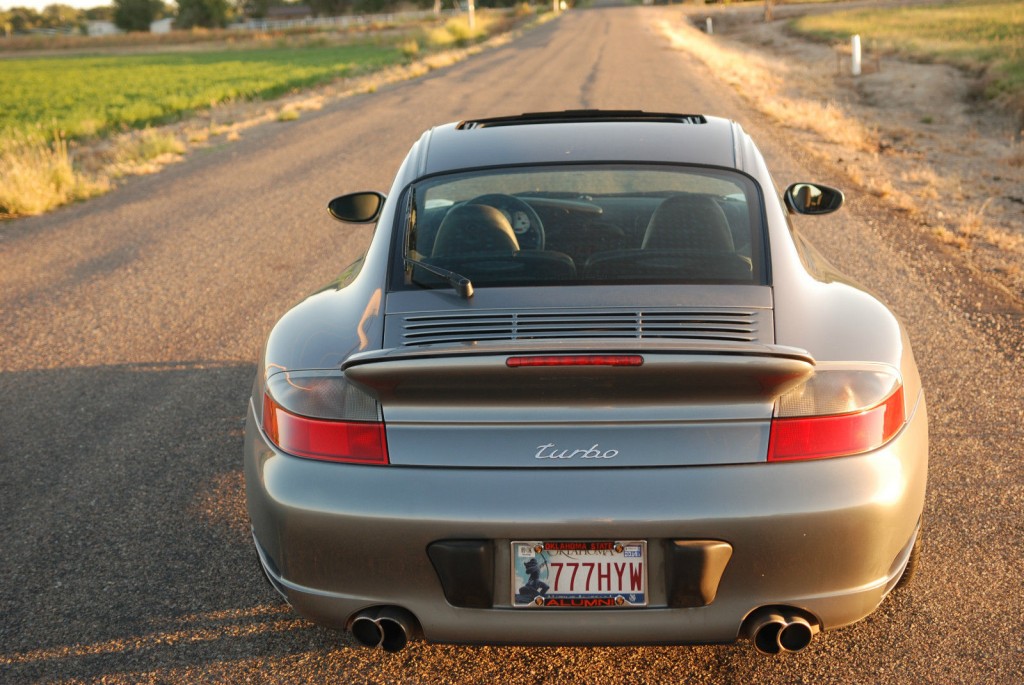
[{"xmin": 395, "ymin": 308, "xmax": 766, "ymax": 346}]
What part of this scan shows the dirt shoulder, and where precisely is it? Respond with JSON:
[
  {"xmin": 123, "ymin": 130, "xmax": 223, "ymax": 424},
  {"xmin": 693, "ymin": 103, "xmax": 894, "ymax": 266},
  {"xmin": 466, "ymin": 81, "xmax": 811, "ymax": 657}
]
[{"xmin": 669, "ymin": 2, "xmax": 1023, "ymax": 309}]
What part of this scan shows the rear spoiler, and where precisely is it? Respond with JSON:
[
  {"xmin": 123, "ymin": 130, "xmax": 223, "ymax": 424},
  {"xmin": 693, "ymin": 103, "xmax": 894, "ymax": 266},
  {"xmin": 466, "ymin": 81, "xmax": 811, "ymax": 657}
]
[{"xmin": 343, "ymin": 340, "xmax": 814, "ymax": 406}]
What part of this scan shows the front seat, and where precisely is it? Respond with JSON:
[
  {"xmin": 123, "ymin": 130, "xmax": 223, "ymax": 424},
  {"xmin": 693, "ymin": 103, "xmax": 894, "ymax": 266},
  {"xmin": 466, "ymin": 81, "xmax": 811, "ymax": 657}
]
[
  {"xmin": 583, "ymin": 195, "xmax": 750, "ymax": 280},
  {"xmin": 431, "ymin": 204, "xmax": 576, "ymax": 281},
  {"xmin": 642, "ymin": 194, "xmax": 735, "ymax": 251},
  {"xmin": 432, "ymin": 204, "xmax": 519, "ymax": 257}
]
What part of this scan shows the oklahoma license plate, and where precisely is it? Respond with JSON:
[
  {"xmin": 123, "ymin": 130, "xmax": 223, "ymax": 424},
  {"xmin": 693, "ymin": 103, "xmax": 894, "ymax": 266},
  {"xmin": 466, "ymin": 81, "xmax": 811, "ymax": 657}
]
[{"xmin": 511, "ymin": 540, "xmax": 647, "ymax": 608}]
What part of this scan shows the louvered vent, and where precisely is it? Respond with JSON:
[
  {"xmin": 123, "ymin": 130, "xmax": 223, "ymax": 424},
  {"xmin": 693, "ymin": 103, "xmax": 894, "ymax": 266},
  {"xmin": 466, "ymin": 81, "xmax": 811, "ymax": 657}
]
[{"xmin": 398, "ymin": 309, "xmax": 764, "ymax": 346}]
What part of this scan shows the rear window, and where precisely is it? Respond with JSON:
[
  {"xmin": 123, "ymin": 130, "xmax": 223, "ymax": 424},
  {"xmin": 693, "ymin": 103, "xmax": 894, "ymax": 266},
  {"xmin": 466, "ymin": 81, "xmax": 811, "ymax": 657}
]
[{"xmin": 394, "ymin": 165, "xmax": 767, "ymax": 291}]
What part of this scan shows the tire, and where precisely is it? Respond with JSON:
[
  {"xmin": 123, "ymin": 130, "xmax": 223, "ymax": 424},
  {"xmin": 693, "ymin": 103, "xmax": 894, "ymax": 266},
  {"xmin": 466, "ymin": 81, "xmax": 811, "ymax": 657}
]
[{"xmin": 894, "ymin": 530, "xmax": 921, "ymax": 591}]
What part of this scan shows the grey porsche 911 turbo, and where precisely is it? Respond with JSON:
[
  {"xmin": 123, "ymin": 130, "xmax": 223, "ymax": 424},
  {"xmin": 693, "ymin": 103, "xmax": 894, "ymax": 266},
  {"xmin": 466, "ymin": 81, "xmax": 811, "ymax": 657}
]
[{"xmin": 244, "ymin": 111, "xmax": 927, "ymax": 655}]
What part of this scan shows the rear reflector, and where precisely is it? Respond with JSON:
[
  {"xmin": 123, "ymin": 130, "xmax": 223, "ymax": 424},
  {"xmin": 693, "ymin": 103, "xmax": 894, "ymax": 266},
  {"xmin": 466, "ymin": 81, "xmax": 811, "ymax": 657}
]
[
  {"xmin": 263, "ymin": 393, "xmax": 389, "ymax": 465},
  {"xmin": 768, "ymin": 386, "xmax": 905, "ymax": 461},
  {"xmin": 507, "ymin": 355, "xmax": 644, "ymax": 368}
]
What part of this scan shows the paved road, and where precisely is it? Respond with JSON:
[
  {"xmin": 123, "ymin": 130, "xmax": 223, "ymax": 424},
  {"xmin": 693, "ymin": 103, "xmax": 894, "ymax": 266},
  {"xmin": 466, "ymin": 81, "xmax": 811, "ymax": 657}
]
[{"xmin": 2, "ymin": 6, "xmax": 1022, "ymax": 683}]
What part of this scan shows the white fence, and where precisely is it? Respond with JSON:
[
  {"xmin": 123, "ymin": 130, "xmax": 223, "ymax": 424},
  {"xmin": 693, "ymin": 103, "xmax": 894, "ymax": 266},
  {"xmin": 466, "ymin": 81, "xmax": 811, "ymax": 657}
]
[{"xmin": 230, "ymin": 8, "xmax": 458, "ymax": 32}]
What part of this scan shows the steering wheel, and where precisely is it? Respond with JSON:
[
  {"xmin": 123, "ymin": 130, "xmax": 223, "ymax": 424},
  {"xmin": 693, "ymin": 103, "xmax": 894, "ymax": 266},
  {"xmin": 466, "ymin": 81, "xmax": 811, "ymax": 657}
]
[{"xmin": 468, "ymin": 194, "xmax": 545, "ymax": 250}]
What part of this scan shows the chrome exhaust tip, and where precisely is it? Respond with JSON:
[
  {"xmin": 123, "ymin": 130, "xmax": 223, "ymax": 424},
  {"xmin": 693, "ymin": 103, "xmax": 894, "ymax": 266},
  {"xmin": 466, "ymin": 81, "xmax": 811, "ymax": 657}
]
[
  {"xmin": 778, "ymin": 615, "xmax": 814, "ymax": 653},
  {"xmin": 743, "ymin": 608, "xmax": 819, "ymax": 655},
  {"xmin": 349, "ymin": 606, "xmax": 419, "ymax": 652},
  {"xmin": 376, "ymin": 607, "xmax": 414, "ymax": 653},
  {"xmin": 350, "ymin": 610, "xmax": 384, "ymax": 649},
  {"xmin": 747, "ymin": 611, "xmax": 789, "ymax": 655}
]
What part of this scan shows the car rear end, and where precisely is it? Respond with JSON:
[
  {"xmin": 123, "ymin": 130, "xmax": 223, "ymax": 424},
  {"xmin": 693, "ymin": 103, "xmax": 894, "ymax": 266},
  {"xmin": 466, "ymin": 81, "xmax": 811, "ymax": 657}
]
[{"xmin": 245, "ymin": 121, "xmax": 927, "ymax": 653}]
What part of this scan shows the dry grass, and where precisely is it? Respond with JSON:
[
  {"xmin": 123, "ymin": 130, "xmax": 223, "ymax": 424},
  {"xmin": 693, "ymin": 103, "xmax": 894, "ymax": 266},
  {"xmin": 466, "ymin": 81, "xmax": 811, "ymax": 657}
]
[
  {"xmin": 899, "ymin": 166, "xmax": 942, "ymax": 200},
  {"xmin": 424, "ymin": 13, "xmax": 503, "ymax": 48},
  {"xmin": 933, "ymin": 226, "xmax": 970, "ymax": 250},
  {"xmin": 957, "ymin": 198, "xmax": 993, "ymax": 241},
  {"xmin": 0, "ymin": 134, "xmax": 108, "ymax": 218},
  {"xmin": 103, "ymin": 130, "xmax": 186, "ymax": 178},
  {"xmin": 276, "ymin": 106, "xmax": 301, "ymax": 122},
  {"xmin": 659, "ymin": 19, "xmax": 877, "ymax": 152},
  {"xmin": 932, "ymin": 199, "xmax": 1022, "ymax": 253},
  {"xmin": 1006, "ymin": 143, "xmax": 1024, "ymax": 167}
]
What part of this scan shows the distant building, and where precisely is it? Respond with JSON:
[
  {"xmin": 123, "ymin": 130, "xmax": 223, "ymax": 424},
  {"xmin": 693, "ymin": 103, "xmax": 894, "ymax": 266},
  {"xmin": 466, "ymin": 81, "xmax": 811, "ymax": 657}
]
[
  {"xmin": 86, "ymin": 20, "xmax": 121, "ymax": 36},
  {"xmin": 150, "ymin": 17, "xmax": 174, "ymax": 34}
]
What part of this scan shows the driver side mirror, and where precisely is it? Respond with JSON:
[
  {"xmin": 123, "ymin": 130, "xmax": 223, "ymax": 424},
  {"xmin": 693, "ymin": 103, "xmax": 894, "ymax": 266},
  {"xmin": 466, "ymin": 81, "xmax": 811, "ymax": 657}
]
[
  {"xmin": 784, "ymin": 183, "xmax": 844, "ymax": 216},
  {"xmin": 327, "ymin": 191, "xmax": 386, "ymax": 223}
]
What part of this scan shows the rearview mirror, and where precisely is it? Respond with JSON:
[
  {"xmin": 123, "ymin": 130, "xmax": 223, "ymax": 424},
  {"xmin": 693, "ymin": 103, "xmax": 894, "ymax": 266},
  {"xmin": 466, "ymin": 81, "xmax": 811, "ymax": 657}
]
[
  {"xmin": 784, "ymin": 183, "xmax": 844, "ymax": 215},
  {"xmin": 327, "ymin": 192, "xmax": 386, "ymax": 223}
]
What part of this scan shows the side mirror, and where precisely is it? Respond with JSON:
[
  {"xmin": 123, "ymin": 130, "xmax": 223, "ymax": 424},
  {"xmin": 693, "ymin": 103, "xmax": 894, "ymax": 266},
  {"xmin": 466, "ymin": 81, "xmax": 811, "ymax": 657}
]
[
  {"xmin": 784, "ymin": 183, "xmax": 844, "ymax": 215},
  {"xmin": 327, "ymin": 192, "xmax": 386, "ymax": 223}
]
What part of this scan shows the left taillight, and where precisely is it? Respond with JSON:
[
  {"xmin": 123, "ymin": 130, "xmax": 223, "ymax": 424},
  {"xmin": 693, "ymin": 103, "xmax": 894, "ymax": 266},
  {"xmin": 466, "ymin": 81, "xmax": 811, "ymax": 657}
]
[
  {"xmin": 768, "ymin": 364, "xmax": 906, "ymax": 462},
  {"xmin": 261, "ymin": 371, "xmax": 388, "ymax": 465}
]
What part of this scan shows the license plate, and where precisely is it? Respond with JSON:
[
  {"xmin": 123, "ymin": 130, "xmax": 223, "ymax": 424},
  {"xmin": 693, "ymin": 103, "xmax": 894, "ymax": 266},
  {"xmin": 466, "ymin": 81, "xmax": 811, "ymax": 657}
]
[{"xmin": 511, "ymin": 540, "xmax": 647, "ymax": 608}]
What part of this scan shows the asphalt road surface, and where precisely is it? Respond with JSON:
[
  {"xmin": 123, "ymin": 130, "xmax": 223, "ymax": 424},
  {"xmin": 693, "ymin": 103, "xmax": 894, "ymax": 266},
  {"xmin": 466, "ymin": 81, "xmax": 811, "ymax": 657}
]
[{"xmin": 2, "ymin": 6, "xmax": 1022, "ymax": 683}]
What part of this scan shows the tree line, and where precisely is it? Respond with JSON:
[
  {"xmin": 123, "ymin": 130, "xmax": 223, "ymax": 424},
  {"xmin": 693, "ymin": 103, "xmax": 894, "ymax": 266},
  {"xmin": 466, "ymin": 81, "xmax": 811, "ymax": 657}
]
[{"xmin": 1, "ymin": 0, "xmax": 522, "ymax": 34}]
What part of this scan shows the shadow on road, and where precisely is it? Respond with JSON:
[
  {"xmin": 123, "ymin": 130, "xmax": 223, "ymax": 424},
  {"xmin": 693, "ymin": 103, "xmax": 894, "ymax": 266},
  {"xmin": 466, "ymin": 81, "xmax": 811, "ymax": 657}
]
[{"xmin": 0, "ymin": 361, "xmax": 360, "ymax": 681}]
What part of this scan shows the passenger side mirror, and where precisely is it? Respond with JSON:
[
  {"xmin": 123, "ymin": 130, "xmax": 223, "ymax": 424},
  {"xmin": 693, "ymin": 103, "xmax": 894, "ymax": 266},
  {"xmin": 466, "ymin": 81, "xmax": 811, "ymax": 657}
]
[
  {"xmin": 328, "ymin": 192, "xmax": 386, "ymax": 223},
  {"xmin": 784, "ymin": 183, "xmax": 844, "ymax": 215}
]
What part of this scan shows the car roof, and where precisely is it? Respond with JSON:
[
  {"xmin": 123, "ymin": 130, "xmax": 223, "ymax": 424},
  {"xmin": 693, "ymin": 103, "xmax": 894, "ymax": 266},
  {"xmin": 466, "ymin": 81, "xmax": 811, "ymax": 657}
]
[{"xmin": 416, "ymin": 111, "xmax": 743, "ymax": 176}]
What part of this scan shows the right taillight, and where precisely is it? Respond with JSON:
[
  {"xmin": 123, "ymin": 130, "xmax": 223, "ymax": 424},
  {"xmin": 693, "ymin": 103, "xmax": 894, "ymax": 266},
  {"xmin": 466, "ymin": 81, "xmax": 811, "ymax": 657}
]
[
  {"xmin": 261, "ymin": 371, "xmax": 388, "ymax": 465},
  {"xmin": 768, "ymin": 365, "xmax": 906, "ymax": 462}
]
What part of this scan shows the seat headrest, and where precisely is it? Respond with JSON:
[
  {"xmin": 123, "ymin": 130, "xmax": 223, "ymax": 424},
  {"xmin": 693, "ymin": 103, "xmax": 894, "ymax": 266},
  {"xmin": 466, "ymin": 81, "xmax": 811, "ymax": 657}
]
[
  {"xmin": 642, "ymin": 195, "xmax": 735, "ymax": 252},
  {"xmin": 432, "ymin": 204, "xmax": 520, "ymax": 257}
]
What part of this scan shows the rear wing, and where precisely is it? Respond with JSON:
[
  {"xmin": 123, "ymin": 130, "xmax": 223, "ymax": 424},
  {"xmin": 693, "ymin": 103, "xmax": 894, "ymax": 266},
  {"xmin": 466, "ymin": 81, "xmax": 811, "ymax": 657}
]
[{"xmin": 343, "ymin": 340, "xmax": 814, "ymax": 406}]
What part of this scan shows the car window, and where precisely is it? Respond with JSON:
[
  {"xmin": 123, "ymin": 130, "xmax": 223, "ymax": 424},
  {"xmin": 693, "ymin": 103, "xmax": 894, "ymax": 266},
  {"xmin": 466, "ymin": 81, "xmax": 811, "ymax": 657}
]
[{"xmin": 398, "ymin": 165, "xmax": 766, "ymax": 290}]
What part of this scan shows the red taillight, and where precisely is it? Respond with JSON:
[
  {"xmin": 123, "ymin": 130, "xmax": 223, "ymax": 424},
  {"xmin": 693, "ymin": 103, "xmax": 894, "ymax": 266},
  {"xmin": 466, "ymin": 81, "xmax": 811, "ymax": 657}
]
[
  {"xmin": 263, "ymin": 393, "xmax": 388, "ymax": 464},
  {"xmin": 507, "ymin": 355, "xmax": 644, "ymax": 367},
  {"xmin": 768, "ymin": 385, "xmax": 905, "ymax": 462}
]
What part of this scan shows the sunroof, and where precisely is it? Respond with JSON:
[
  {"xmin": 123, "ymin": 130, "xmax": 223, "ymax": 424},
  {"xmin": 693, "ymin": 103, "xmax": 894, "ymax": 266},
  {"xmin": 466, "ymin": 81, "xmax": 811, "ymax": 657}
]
[{"xmin": 457, "ymin": 110, "xmax": 708, "ymax": 129}]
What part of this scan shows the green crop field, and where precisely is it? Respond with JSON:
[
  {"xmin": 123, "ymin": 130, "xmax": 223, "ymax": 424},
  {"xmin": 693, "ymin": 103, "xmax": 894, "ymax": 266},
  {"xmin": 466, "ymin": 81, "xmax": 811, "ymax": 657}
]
[
  {"xmin": 790, "ymin": 0, "xmax": 1024, "ymax": 102},
  {"xmin": 1, "ymin": 42, "xmax": 405, "ymax": 142},
  {"xmin": 0, "ymin": 10, "xmax": 522, "ymax": 218}
]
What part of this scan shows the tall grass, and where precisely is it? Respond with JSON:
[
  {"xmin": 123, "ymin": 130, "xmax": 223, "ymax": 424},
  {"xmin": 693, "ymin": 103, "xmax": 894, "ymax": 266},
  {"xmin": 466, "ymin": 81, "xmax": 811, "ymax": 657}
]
[
  {"xmin": 424, "ymin": 11, "xmax": 505, "ymax": 48},
  {"xmin": 790, "ymin": 0, "xmax": 1024, "ymax": 104},
  {"xmin": 0, "ymin": 134, "xmax": 108, "ymax": 217}
]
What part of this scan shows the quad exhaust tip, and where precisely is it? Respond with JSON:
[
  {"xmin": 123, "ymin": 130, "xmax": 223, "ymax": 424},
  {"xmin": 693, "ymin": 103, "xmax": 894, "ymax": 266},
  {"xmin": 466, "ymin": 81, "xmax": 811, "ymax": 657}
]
[
  {"xmin": 352, "ymin": 604, "xmax": 817, "ymax": 654},
  {"xmin": 743, "ymin": 608, "xmax": 820, "ymax": 655},
  {"xmin": 350, "ymin": 606, "xmax": 420, "ymax": 652}
]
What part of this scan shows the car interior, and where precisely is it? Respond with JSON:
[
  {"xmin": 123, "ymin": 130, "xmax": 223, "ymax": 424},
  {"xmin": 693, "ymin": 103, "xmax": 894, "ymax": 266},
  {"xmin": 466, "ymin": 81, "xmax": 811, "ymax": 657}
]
[{"xmin": 403, "ymin": 168, "xmax": 763, "ymax": 289}]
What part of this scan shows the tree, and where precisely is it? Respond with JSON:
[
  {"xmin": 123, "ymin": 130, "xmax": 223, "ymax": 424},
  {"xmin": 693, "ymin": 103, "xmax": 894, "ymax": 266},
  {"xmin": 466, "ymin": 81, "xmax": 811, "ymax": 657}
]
[
  {"xmin": 306, "ymin": 0, "xmax": 350, "ymax": 18},
  {"xmin": 84, "ymin": 5, "xmax": 115, "ymax": 21},
  {"xmin": 40, "ymin": 4, "xmax": 83, "ymax": 30},
  {"xmin": 237, "ymin": 0, "xmax": 272, "ymax": 19},
  {"xmin": 176, "ymin": 0, "xmax": 231, "ymax": 27},
  {"xmin": 114, "ymin": 0, "xmax": 163, "ymax": 31},
  {"xmin": 4, "ymin": 7, "xmax": 43, "ymax": 33}
]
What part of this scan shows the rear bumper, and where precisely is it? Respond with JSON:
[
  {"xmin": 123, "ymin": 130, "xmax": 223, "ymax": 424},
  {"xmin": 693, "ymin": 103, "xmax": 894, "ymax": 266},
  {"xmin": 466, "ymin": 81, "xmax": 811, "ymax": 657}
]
[{"xmin": 244, "ymin": 394, "xmax": 927, "ymax": 645}]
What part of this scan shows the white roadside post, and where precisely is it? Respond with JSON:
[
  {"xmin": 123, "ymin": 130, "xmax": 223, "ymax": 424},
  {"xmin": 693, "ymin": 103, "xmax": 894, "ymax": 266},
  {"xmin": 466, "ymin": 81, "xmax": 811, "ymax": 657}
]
[
  {"xmin": 706, "ymin": 17, "xmax": 713, "ymax": 35},
  {"xmin": 851, "ymin": 34, "xmax": 862, "ymax": 76},
  {"xmin": 468, "ymin": 0, "xmax": 475, "ymax": 30}
]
